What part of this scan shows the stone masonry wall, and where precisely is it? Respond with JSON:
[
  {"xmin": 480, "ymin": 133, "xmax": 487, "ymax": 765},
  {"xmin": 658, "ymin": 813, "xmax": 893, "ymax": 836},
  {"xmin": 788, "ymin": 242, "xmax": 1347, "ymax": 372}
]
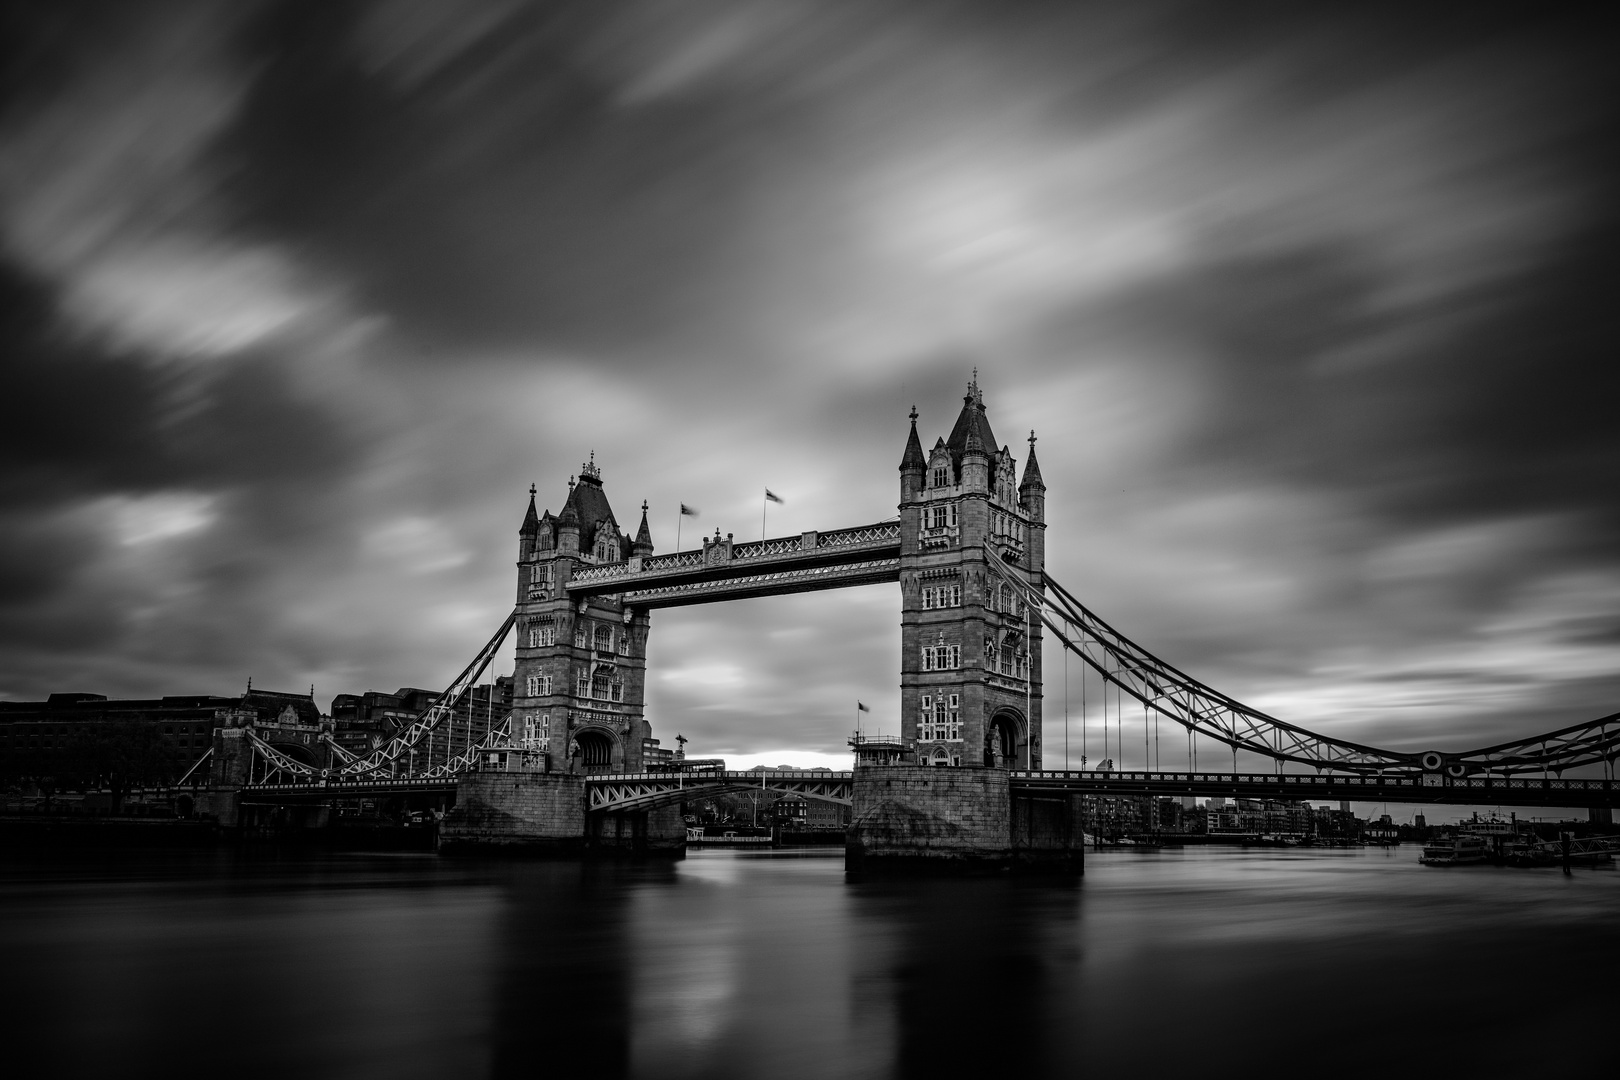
[
  {"xmin": 440, "ymin": 772, "xmax": 585, "ymax": 853},
  {"xmin": 848, "ymin": 765, "xmax": 1011, "ymax": 871}
]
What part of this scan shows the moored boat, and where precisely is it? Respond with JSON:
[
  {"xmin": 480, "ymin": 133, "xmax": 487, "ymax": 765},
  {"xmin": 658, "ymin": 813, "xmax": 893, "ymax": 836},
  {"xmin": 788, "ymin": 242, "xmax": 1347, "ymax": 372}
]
[{"xmin": 1419, "ymin": 833, "xmax": 1489, "ymax": 866}]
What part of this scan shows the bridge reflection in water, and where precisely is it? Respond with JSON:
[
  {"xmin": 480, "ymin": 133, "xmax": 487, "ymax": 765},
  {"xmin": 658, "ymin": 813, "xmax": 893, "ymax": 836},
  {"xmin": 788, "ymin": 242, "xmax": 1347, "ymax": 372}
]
[{"xmin": 6, "ymin": 847, "xmax": 1620, "ymax": 1078}]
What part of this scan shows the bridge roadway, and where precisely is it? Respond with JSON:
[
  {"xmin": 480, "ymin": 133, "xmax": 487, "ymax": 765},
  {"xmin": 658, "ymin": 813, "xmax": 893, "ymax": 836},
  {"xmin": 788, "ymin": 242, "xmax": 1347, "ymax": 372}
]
[
  {"xmin": 239, "ymin": 768, "xmax": 1620, "ymax": 809},
  {"xmin": 1011, "ymin": 770, "xmax": 1620, "ymax": 808},
  {"xmin": 562, "ymin": 522, "xmax": 901, "ymax": 608}
]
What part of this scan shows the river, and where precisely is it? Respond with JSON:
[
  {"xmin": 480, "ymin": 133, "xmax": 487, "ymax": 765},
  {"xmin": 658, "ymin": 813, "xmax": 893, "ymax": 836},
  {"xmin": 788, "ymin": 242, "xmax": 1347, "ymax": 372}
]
[{"xmin": 2, "ymin": 846, "xmax": 1614, "ymax": 1078}]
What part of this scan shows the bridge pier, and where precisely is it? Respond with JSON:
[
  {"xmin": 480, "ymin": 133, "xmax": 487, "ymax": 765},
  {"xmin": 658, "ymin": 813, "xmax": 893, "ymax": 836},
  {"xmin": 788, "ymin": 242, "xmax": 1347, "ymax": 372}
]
[
  {"xmin": 439, "ymin": 771, "xmax": 586, "ymax": 854},
  {"xmin": 586, "ymin": 805, "xmax": 686, "ymax": 854},
  {"xmin": 847, "ymin": 765, "xmax": 1081, "ymax": 874}
]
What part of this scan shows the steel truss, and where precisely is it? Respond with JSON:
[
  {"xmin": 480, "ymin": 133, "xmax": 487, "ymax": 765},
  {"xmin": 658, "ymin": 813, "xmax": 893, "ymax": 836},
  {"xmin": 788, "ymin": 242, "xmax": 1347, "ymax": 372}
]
[
  {"xmin": 985, "ymin": 555, "xmax": 1620, "ymax": 778},
  {"xmin": 586, "ymin": 770, "xmax": 854, "ymax": 813},
  {"xmin": 333, "ymin": 611, "xmax": 517, "ymax": 780}
]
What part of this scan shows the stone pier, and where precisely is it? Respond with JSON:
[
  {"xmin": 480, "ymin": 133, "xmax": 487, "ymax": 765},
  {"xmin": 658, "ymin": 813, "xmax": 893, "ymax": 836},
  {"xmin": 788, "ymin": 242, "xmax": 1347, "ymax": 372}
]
[
  {"xmin": 847, "ymin": 766, "xmax": 1082, "ymax": 874},
  {"xmin": 439, "ymin": 772, "xmax": 586, "ymax": 854}
]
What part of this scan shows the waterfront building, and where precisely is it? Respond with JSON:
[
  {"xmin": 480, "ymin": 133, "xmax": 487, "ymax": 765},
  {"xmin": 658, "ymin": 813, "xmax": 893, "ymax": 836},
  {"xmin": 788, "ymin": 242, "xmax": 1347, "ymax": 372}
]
[{"xmin": 0, "ymin": 687, "xmax": 320, "ymax": 789}]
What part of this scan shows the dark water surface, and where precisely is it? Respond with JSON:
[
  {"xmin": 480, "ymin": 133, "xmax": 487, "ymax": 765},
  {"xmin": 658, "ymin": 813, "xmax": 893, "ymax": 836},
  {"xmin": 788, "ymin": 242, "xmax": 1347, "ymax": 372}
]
[{"xmin": 2, "ymin": 846, "xmax": 1616, "ymax": 1078}]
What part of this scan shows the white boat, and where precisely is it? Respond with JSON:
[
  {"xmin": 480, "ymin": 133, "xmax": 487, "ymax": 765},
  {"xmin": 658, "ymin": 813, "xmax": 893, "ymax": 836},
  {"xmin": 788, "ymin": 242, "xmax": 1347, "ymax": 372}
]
[{"xmin": 1419, "ymin": 834, "xmax": 1490, "ymax": 866}]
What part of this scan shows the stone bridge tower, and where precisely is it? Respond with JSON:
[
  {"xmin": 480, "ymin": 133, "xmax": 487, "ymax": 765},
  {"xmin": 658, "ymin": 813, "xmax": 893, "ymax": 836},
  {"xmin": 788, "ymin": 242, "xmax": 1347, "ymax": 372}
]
[
  {"xmin": 512, "ymin": 457, "xmax": 655, "ymax": 774},
  {"xmin": 898, "ymin": 379, "xmax": 1045, "ymax": 769}
]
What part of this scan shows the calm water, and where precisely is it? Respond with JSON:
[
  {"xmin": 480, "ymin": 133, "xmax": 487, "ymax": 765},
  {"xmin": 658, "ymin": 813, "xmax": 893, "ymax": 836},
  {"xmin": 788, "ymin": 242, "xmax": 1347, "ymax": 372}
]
[{"xmin": 2, "ymin": 846, "xmax": 1616, "ymax": 1078}]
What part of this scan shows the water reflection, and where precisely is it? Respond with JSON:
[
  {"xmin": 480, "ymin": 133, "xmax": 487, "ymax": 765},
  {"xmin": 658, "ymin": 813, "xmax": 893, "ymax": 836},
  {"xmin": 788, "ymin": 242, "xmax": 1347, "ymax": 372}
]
[{"xmin": 3, "ymin": 847, "xmax": 1619, "ymax": 1078}]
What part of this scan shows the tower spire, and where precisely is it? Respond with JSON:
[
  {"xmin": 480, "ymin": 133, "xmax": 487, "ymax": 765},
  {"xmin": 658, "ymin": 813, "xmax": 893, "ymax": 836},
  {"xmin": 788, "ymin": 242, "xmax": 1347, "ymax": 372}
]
[
  {"xmin": 1020, "ymin": 429, "xmax": 1045, "ymax": 490},
  {"xmin": 900, "ymin": 404, "xmax": 926, "ymax": 473}
]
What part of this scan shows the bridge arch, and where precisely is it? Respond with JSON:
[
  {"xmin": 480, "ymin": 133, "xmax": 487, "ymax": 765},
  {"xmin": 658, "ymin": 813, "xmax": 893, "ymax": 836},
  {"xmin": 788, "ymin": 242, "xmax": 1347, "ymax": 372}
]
[
  {"xmin": 987, "ymin": 708, "xmax": 1029, "ymax": 769},
  {"xmin": 574, "ymin": 727, "xmax": 619, "ymax": 773}
]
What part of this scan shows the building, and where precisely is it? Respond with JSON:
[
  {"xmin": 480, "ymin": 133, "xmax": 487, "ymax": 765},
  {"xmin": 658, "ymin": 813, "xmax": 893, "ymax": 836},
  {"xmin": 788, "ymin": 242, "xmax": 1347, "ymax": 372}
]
[
  {"xmin": 0, "ymin": 687, "xmax": 320, "ymax": 789},
  {"xmin": 898, "ymin": 378, "xmax": 1045, "ymax": 768},
  {"xmin": 511, "ymin": 457, "xmax": 655, "ymax": 774},
  {"xmin": 329, "ymin": 681, "xmax": 512, "ymax": 758},
  {"xmin": 772, "ymin": 791, "xmax": 851, "ymax": 831},
  {"xmin": 1208, "ymin": 798, "xmax": 1311, "ymax": 836}
]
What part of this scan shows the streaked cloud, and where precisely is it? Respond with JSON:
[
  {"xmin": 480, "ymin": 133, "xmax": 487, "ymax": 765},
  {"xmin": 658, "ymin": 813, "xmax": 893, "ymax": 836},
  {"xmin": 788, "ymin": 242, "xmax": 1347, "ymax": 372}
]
[{"xmin": 0, "ymin": 0, "xmax": 1614, "ymax": 764}]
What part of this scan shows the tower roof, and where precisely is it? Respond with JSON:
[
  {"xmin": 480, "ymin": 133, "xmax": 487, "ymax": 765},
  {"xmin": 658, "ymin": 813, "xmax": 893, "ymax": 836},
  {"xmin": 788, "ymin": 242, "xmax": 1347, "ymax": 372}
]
[
  {"xmin": 1020, "ymin": 431, "xmax": 1045, "ymax": 490},
  {"xmin": 559, "ymin": 457, "xmax": 616, "ymax": 538},
  {"xmin": 900, "ymin": 406, "xmax": 926, "ymax": 472},
  {"xmin": 633, "ymin": 500, "xmax": 653, "ymax": 553},
  {"xmin": 945, "ymin": 375, "xmax": 998, "ymax": 461},
  {"xmin": 520, "ymin": 484, "xmax": 540, "ymax": 534}
]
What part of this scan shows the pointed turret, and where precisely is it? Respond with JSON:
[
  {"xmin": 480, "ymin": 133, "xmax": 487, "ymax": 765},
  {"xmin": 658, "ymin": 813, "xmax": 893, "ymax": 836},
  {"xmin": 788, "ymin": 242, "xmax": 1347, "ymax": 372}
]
[
  {"xmin": 520, "ymin": 484, "xmax": 540, "ymax": 534},
  {"xmin": 1019, "ymin": 430, "xmax": 1045, "ymax": 492},
  {"xmin": 900, "ymin": 406, "xmax": 926, "ymax": 472},
  {"xmin": 900, "ymin": 406, "xmax": 926, "ymax": 501},
  {"xmin": 632, "ymin": 501, "xmax": 654, "ymax": 556}
]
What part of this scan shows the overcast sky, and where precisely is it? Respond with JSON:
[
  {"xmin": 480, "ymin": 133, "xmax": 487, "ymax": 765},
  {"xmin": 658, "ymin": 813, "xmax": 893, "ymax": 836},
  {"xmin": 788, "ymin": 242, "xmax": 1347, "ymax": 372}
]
[{"xmin": 2, "ymin": 1, "xmax": 1616, "ymax": 769}]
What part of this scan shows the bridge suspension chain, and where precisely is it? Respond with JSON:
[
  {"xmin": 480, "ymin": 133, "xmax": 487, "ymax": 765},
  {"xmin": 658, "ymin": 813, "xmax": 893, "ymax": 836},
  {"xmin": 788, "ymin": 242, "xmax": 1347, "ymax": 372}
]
[
  {"xmin": 985, "ymin": 554, "xmax": 1620, "ymax": 777},
  {"xmin": 336, "ymin": 610, "xmax": 518, "ymax": 780}
]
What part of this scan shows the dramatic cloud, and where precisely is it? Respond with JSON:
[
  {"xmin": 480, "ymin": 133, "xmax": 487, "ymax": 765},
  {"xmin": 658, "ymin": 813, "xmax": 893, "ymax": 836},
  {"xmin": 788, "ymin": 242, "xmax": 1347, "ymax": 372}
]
[{"xmin": 1, "ymin": 0, "xmax": 1615, "ymax": 766}]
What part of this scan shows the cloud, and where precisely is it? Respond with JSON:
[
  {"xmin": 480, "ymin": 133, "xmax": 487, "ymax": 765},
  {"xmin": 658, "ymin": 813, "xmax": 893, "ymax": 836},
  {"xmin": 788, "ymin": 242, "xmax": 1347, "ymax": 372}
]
[{"xmin": 0, "ymin": 0, "xmax": 1616, "ymax": 766}]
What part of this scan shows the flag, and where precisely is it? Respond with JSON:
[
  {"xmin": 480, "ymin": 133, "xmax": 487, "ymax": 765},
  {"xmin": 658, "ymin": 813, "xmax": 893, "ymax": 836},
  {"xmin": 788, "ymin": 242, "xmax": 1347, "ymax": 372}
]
[
  {"xmin": 765, "ymin": 489, "xmax": 785, "ymax": 505},
  {"xmin": 857, "ymin": 701, "xmax": 870, "ymax": 713},
  {"xmin": 680, "ymin": 503, "xmax": 699, "ymax": 516}
]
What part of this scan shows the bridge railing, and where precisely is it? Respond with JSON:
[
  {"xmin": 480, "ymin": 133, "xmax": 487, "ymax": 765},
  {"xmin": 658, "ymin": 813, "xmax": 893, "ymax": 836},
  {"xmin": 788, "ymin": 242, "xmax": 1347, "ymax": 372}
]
[{"xmin": 567, "ymin": 522, "xmax": 901, "ymax": 592}]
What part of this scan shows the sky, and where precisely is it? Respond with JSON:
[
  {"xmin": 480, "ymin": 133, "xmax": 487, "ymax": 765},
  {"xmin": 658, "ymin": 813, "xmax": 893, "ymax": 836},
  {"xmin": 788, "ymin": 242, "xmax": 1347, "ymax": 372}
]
[{"xmin": 2, "ymin": 0, "xmax": 1616, "ymax": 773}]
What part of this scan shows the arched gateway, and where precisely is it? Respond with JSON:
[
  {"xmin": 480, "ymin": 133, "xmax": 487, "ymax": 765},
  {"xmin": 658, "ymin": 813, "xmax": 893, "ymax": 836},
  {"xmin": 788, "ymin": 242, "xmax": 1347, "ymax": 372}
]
[{"xmin": 507, "ymin": 377, "xmax": 1045, "ymax": 775}]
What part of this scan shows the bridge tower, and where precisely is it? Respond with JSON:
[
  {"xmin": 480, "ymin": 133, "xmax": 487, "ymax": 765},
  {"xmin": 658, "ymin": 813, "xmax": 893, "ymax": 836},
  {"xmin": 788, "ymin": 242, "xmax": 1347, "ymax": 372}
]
[
  {"xmin": 898, "ymin": 378, "xmax": 1044, "ymax": 769},
  {"xmin": 512, "ymin": 458, "xmax": 656, "ymax": 774}
]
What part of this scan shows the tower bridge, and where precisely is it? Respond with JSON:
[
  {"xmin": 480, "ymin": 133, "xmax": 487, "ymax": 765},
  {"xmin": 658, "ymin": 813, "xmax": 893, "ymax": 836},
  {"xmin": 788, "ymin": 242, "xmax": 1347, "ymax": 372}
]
[{"xmin": 198, "ymin": 379, "xmax": 1620, "ymax": 868}]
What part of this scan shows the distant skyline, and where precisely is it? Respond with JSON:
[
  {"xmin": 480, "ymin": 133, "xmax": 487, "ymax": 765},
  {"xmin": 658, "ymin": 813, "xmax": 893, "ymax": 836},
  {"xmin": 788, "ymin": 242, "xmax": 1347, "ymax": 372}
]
[{"xmin": 2, "ymin": 1, "xmax": 1616, "ymax": 768}]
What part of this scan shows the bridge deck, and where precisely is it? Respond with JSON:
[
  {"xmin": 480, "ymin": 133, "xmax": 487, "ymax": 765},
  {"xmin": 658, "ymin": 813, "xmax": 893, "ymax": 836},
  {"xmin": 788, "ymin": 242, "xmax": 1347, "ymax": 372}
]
[
  {"xmin": 1011, "ymin": 770, "xmax": 1620, "ymax": 808},
  {"xmin": 236, "ymin": 768, "xmax": 1619, "ymax": 809},
  {"xmin": 562, "ymin": 523, "xmax": 900, "ymax": 607}
]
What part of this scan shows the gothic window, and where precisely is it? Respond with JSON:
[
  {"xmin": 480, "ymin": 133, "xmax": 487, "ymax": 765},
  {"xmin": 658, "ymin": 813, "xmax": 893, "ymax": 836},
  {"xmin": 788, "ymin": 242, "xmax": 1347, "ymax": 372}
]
[
  {"xmin": 595, "ymin": 536, "xmax": 618, "ymax": 562},
  {"xmin": 618, "ymin": 634, "xmax": 630, "ymax": 656},
  {"xmin": 576, "ymin": 669, "xmax": 589, "ymax": 696},
  {"xmin": 522, "ymin": 713, "xmax": 552, "ymax": 750},
  {"xmin": 922, "ymin": 644, "xmax": 960, "ymax": 671},
  {"xmin": 530, "ymin": 563, "xmax": 553, "ymax": 584},
  {"xmin": 594, "ymin": 625, "xmax": 613, "ymax": 652},
  {"xmin": 591, "ymin": 672, "xmax": 611, "ymax": 699},
  {"xmin": 611, "ymin": 680, "xmax": 624, "ymax": 703},
  {"xmin": 932, "ymin": 466, "xmax": 949, "ymax": 488},
  {"xmin": 524, "ymin": 674, "xmax": 551, "ymax": 696},
  {"xmin": 919, "ymin": 692, "xmax": 963, "ymax": 742},
  {"xmin": 575, "ymin": 623, "xmax": 588, "ymax": 649},
  {"xmin": 533, "ymin": 623, "xmax": 556, "ymax": 647}
]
